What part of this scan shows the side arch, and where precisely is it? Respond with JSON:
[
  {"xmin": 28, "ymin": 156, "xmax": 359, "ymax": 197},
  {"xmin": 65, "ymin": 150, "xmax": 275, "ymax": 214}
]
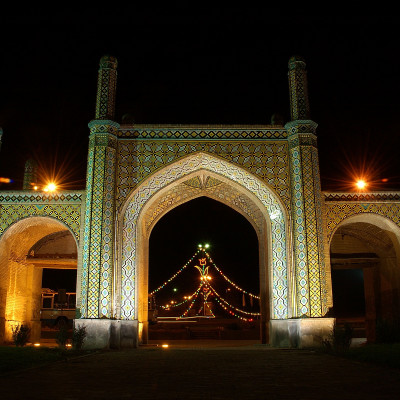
[
  {"xmin": 329, "ymin": 213, "xmax": 400, "ymax": 259},
  {"xmin": 0, "ymin": 216, "xmax": 79, "ymax": 343},
  {"xmin": 118, "ymin": 152, "xmax": 291, "ymax": 331},
  {"xmin": 329, "ymin": 212, "xmax": 400, "ymax": 340}
]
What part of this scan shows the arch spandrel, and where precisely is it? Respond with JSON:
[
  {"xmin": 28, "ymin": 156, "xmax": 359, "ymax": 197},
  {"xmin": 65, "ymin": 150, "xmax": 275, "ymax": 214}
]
[
  {"xmin": 116, "ymin": 140, "xmax": 290, "ymax": 211},
  {"xmin": 119, "ymin": 152, "xmax": 290, "ymax": 322},
  {"xmin": 0, "ymin": 191, "xmax": 85, "ymax": 243}
]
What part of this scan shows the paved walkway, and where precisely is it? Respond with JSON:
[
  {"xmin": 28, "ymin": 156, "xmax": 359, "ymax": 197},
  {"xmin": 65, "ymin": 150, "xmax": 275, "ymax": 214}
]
[{"xmin": 1, "ymin": 341, "xmax": 400, "ymax": 399}]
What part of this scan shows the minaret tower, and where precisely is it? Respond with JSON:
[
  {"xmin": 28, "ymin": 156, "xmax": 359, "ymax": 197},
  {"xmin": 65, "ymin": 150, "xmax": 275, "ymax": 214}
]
[
  {"xmin": 22, "ymin": 159, "xmax": 38, "ymax": 190},
  {"xmin": 286, "ymin": 56, "xmax": 329, "ymax": 318},
  {"xmin": 80, "ymin": 56, "xmax": 119, "ymax": 319}
]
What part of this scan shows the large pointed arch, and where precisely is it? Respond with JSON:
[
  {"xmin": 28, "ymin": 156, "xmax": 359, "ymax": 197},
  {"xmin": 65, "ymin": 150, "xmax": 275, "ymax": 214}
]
[{"xmin": 118, "ymin": 153, "xmax": 291, "ymax": 334}]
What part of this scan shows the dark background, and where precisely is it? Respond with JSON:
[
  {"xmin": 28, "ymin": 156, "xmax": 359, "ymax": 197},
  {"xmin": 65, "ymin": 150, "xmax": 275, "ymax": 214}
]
[{"xmin": 1, "ymin": 10, "xmax": 399, "ymax": 299}]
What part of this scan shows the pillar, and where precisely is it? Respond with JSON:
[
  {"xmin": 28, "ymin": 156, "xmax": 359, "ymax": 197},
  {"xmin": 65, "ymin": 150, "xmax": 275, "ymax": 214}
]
[
  {"xmin": 286, "ymin": 56, "xmax": 328, "ymax": 317},
  {"xmin": 80, "ymin": 56, "xmax": 118, "ymax": 319}
]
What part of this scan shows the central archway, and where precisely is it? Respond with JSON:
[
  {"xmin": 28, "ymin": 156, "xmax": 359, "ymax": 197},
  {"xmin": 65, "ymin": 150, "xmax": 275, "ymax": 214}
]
[{"xmin": 119, "ymin": 152, "xmax": 291, "ymax": 344}]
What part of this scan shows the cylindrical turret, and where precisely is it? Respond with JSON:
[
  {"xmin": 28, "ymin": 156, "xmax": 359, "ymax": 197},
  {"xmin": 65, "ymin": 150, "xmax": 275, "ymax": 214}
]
[
  {"xmin": 288, "ymin": 56, "xmax": 310, "ymax": 121},
  {"xmin": 95, "ymin": 55, "xmax": 118, "ymax": 120},
  {"xmin": 22, "ymin": 159, "xmax": 38, "ymax": 190}
]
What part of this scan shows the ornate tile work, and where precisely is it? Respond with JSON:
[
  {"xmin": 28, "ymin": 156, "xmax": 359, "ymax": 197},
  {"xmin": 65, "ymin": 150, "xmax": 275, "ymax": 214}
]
[
  {"xmin": 287, "ymin": 117, "xmax": 328, "ymax": 317},
  {"xmin": 144, "ymin": 178, "xmax": 262, "ymax": 235},
  {"xmin": 117, "ymin": 140, "xmax": 290, "ymax": 211},
  {"xmin": 100, "ymin": 146, "xmax": 116, "ymax": 317},
  {"xmin": 289, "ymin": 147, "xmax": 310, "ymax": 316},
  {"xmin": 288, "ymin": 56, "xmax": 310, "ymax": 121},
  {"xmin": 95, "ymin": 56, "xmax": 118, "ymax": 120},
  {"xmin": 121, "ymin": 153, "xmax": 289, "ymax": 321},
  {"xmin": 0, "ymin": 191, "xmax": 84, "ymax": 241},
  {"xmin": 324, "ymin": 196, "xmax": 400, "ymax": 241},
  {"xmin": 301, "ymin": 146, "xmax": 323, "ymax": 317},
  {"xmin": 87, "ymin": 146, "xmax": 106, "ymax": 317},
  {"xmin": 81, "ymin": 145, "xmax": 95, "ymax": 318},
  {"xmin": 311, "ymin": 150, "xmax": 329, "ymax": 315},
  {"xmin": 81, "ymin": 129, "xmax": 117, "ymax": 319},
  {"xmin": 118, "ymin": 125, "xmax": 287, "ymax": 139}
]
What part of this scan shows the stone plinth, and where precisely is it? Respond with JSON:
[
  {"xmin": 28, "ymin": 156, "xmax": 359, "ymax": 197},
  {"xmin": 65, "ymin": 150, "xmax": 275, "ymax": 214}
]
[
  {"xmin": 75, "ymin": 319, "xmax": 138, "ymax": 349},
  {"xmin": 270, "ymin": 318, "xmax": 335, "ymax": 348}
]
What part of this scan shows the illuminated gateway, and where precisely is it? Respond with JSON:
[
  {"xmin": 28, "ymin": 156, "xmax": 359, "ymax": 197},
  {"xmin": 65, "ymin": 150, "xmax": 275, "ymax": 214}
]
[{"xmin": 1, "ymin": 56, "xmax": 400, "ymax": 348}]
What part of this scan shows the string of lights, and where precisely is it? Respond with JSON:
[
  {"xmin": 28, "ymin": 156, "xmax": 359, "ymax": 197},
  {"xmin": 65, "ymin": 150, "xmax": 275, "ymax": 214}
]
[
  {"xmin": 159, "ymin": 298, "xmax": 190, "ymax": 310},
  {"xmin": 149, "ymin": 249, "xmax": 201, "ymax": 295},
  {"xmin": 205, "ymin": 251, "xmax": 260, "ymax": 300},
  {"xmin": 178, "ymin": 284, "xmax": 202, "ymax": 318},
  {"xmin": 158, "ymin": 287, "xmax": 200, "ymax": 309},
  {"xmin": 209, "ymin": 285, "xmax": 261, "ymax": 316},
  {"xmin": 212, "ymin": 295, "xmax": 255, "ymax": 322}
]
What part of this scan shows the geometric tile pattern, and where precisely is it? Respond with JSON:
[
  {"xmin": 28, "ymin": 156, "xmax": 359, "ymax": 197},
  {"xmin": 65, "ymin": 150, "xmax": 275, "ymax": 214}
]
[
  {"xmin": 117, "ymin": 139, "xmax": 290, "ymax": 211},
  {"xmin": 288, "ymin": 120, "xmax": 326, "ymax": 317},
  {"xmin": 288, "ymin": 56, "xmax": 310, "ymax": 121},
  {"xmin": 118, "ymin": 126, "xmax": 288, "ymax": 139},
  {"xmin": 80, "ymin": 128, "xmax": 118, "ymax": 319},
  {"xmin": 0, "ymin": 191, "xmax": 84, "ymax": 241},
  {"xmin": 95, "ymin": 56, "xmax": 118, "ymax": 120},
  {"xmin": 121, "ymin": 152, "xmax": 289, "ymax": 320},
  {"xmin": 289, "ymin": 145, "xmax": 310, "ymax": 316},
  {"xmin": 324, "ymin": 196, "xmax": 400, "ymax": 242}
]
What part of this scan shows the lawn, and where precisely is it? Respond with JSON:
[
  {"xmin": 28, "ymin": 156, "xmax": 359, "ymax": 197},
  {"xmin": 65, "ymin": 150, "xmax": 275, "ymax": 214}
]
[
  {"xmin": 338, "ymin": 343, "xmax": 400, "ymax": 369},
  {"xmin": 0, "ymin": 346, "xmax": 82, "ymax": 375}
]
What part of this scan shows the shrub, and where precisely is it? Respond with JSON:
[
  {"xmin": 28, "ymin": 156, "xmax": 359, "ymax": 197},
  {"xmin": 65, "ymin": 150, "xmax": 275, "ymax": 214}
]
[
  {"xmin": 72, "ymin": 325, "xmax": 87, "ymax": 350},
  {"xmin": 56, "ymin": 325, "xmax": 69, "ymax": 348},
  {"xmin": 12, "ymin": 324, "xmax": 31, "ymax": 347},
  {"xmin": 332, "ymin": 323, "xmax": 353, "ymax": 351},
  {"xmin": 323, "ymin": 323, "xmax": 353, "ymax": 352}
]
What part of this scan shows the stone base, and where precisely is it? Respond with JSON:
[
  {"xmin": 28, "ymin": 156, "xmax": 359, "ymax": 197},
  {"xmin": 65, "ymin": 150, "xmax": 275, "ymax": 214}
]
[
  {"xmin": 74, "ymin": 319, "xmax": 138, "ymax": 349},
  {"xmin": 270, "ymin": 318, "xmax": 335, "ymax": 348}
]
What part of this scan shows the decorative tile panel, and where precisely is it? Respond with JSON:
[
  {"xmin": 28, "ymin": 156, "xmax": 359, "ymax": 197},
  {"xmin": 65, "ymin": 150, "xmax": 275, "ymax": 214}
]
[
  {"xmin": 0, "ymin": 191, "xmax": 84, "ymax": 241},
  {"xmin": 117, "ymin": 139, "xmax": 290, "ymax": 211}
]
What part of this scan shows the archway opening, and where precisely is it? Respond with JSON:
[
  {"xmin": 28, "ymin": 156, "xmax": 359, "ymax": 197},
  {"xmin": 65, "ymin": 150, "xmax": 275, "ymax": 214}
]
[
  {"xmin": 330, "ymin": 220, "xmax": 400, "ymax": 342},
  {"xmin": 0, "ymin": 217, "xmax": 77, "ymax": 344},
  {"xmin": 148, "ymin": 196, "xmax": 261, "ymax": 343},
  {"xmin": 122, "ymin": 154, "xmax": 289, "ymax": 347}
]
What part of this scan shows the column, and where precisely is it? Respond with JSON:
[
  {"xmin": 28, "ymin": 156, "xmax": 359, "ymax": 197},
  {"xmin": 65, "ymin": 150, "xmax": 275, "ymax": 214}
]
[{"xmin": 286, "ymin": 56, "xmax": 328, "ymax": 317}]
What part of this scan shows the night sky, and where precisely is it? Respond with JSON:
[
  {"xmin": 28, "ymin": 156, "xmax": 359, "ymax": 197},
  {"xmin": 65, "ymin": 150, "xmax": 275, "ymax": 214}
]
[{"xmin": 1, "ymin": 11, "xmax": 399, "ymax": 294}]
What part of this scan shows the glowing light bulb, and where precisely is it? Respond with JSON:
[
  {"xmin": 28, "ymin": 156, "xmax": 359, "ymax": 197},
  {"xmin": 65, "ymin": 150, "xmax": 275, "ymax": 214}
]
[
  {"xmin": 356, "ymin": 180, "xmax": 367, "ymax": 190},
  {"xmin": 44, "ymin": 182, "xmax": 57, "ymax": 192}
]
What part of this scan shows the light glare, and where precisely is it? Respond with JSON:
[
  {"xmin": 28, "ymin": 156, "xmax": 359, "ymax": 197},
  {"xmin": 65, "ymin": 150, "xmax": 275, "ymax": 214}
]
[{"xmin": 356, "ymin": 180, "xmax": 367, "ymax": 190}]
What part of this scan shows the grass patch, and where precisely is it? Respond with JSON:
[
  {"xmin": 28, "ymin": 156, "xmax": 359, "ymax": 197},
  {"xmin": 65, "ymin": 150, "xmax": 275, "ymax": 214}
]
[
  {"xmin": 0, "ymin": 346, "xmax": 96, "ymax": 375},
  {"xmin": 340, "ymin": 343, "xmax": 400, "ymax": 369}
]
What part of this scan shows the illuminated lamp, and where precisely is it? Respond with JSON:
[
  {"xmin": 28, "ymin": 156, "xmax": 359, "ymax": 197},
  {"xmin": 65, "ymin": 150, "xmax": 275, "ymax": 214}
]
[
  {"xmin": 43, "ymin": 182, "xmax": 57, "ymax": 192},
  {"xmin": 356, "ymin": 180, "xmax": 367, "ymax": 190}
]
